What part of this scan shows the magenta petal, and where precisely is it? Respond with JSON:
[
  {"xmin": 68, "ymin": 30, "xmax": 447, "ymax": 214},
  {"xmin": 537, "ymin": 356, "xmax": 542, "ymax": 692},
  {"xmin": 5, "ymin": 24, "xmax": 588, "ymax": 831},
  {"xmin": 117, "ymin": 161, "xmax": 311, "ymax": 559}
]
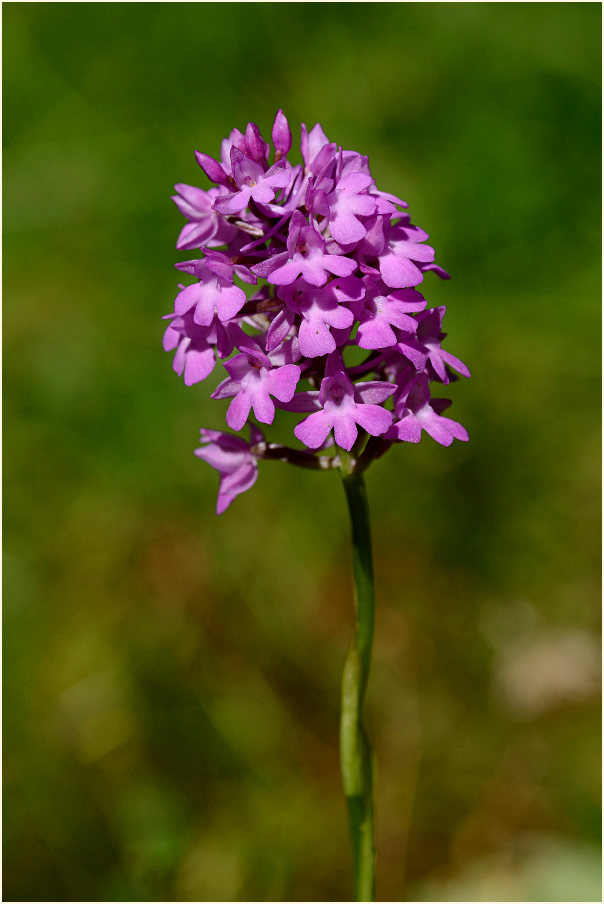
[
  {"xmin": 438, "ymin": 416, "xmax": 469, "ymax": 442},
  {"xmin": 174, "ymin": 283, "xmax": 201, "ymax": 316},
  {"xmin": 423, "ymin": 263, "xmax": 451, "ymax": 280},
  {"xmin": 325, "ymin": 303, "xmax": 354, "ymax": 330},
  {"xmin": 191, "ymin": 284, "xmax": 222, "ymax": 325},
  {"xmin": 357, "ymin": 318, "xmax": 397, "ymax": 350},
  {"xmin": 216, "ymin": 462, "xmax": 258, "ymax": 515},
  {"xmin": 269, "ymin": 260, "xmax": 304, "ymax": 285},
  {"xmin": 224, "ymin": 353, "xmax": 252, "ymax": 381},
  {"xmin": 195, "ymin": 151, "xmax": 230, "ymax": 187},
  {"xmin": 298, "ymin": 318, "xmax": 336, "ymax": 358},
  {"xmin": 380, "ymin": 255, "xmax": 424, "ymax": 289},
  {"xmin": 211, "ymin": 377, "xmax": 239, "ymax": 400},
  {"xmin": 172, "ymin": 340, "xmax": 187, "ymax": 376},
  {"xmin": 387, "ymin": 288, "xmax": 427, "ymax": 312},
  {"xmin": 340, "ymin": 172, "xmax": 372, "ymax": 193},
  {"xmin": 183, "ymin": 347, "xmax": 215, "ymax": 385},
  {"xmin": 216, "ymin": 284, "xmax": 246, "ymax": 321},
  {"xmin": 226, "ymin": 393, "xmax": 253, "ymax": 431},
  {"xmin": 441, "ymin": 349, "xmax": 471, "ymax": 378},
  {"xmin": 251, "ymin": 182, "xmax": 275, "ymax": 204},
  {"xmin": 396, "ymin": 337, "xmax": 429, "ymax": 371},
  {"xmin": 419, "ymin": 412, "xmax": 454, "ymax": 446},
  {"xmin": 195, "ymin": 444, "xmax": 241, "ymax": 472},
  {"xmin": 281, "ymin": 391, "xmax": 321, "ymax": 413},
  {"xmin": 244, "ymin": 123, "xmax": 268, "ymax": 164},
  {"xmin": 330, "ymin": 275, "xmax": 365, "ymax": 302},
  {"xmin": 388, "ymin": 415, "xmax": 422, "ymax": 443},
  {"xmin": 404, "ymin": 225, "xmax": 430, "ymax": 243},
  {"xmin": 266, "ymin": 308, "xmax": 295, "ymax": 351},
  {"xmin": 250, "ymin": 390, "xmax": 275, "ymax": 424},
  {"xmin": 354, "ymin": 404, "xmax": 393, "ymax": 437},
  {"xmin": 266, "ymin": 364, "xmax": 301, "ymax": 402},
  {"xmin": 428, "ymin": 348, "xmax": 450, "ymax": 382},
  {"xmin": 162, "ymin": 323, "xmax": 180, "ymax": 352},
  {"xmin": 354, "ymin": 382, "xmax": 396, "ymax": 405},
  {"xmin": 294, "ymin": 410, "xmax": 333, "ymax": 449},
  {"xmin": 330, "ymin": 215, "xmax": 367, "ymax": 246},
  {"xmin": 251, "ymin": 253, "xmax": 288, "ymax": 279},
  {"xmin": 387, "ymin": 310, "xmax": 419, "ymax": 333},
  {"xmin": 264, "ymin": 160, "xmax": 291, "ymax": 188},
  {"xmin": 176, "ymin": 220, "xmax": 217, "ymax": 250},
  {"xmin": 323, "ymin": 255, "xmax": 356, "ymax": 277},
  {"xmin": 232, "ymin": 150, "xmax": 264, "ymax": 187},
  {"xmin": 333, "ymin": 414, "xmax": 358, "ymax": 451},
  {"xmin": 299, "ymin": 259, "xmax": 329, "ymax": 287},
  {"xmin": 406, "ymin": 242, "xmax": 434, "ymax": 263},
  {"xmin": 213, "ymin": 190, "xmax": 250, "ymax": 215}
]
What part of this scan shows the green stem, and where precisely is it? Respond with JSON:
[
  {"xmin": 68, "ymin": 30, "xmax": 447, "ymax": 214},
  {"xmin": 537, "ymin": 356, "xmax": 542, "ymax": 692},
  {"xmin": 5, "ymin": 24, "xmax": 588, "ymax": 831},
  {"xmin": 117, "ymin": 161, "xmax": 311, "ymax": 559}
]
[{"xmin": 340, "ymin": 463, "xmax": 376, "ymax": 902}]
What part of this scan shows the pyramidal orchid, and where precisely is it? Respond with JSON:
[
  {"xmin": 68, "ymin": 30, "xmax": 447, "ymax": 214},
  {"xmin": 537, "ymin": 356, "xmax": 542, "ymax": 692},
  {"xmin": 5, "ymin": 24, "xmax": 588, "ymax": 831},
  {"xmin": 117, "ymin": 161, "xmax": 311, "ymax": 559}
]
[{"xmin": 162, "ymin": 112, "xmax": 470, "ymax": 901}]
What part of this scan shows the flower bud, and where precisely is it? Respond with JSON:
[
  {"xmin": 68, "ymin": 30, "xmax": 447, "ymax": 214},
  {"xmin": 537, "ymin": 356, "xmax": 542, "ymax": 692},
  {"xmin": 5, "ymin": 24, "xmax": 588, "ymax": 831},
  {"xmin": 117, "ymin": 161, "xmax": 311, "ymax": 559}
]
[
  {"xmin": 245, "ymin": 122, "xmax": 268, "ymax": 167},
  {"xmin": 272, "ymin": 109, "xmax": 292, "ymax": 161},
  {"xmin": 195, "ymin": 151, "xmax": 231, "ymax": 187}
]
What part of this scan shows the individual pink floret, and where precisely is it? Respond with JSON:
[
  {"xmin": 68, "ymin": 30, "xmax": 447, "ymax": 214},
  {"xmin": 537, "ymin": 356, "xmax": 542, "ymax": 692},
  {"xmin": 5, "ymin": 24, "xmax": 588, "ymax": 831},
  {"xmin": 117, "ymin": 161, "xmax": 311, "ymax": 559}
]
[
  {"xmin": 172, "ymin": 184, "xmax": 237, "ymax": 250},
  {"xmin": 212, "ymin": 333, "xmax": 301, "ymax": 431},
  {"xmin": 387, "ymin": 373, "xmax": 469, "ymax": 446},
  {"xmin": 292, "ymin": 358, "xmax": 395, "ymax": 452},
  {"xmin": 276, "ymin": 276, "xmax": 362, "ymax": 358},
  {"xmin": 262, "ymin": 211, "xmax": 356, "ymax": 287},
  {"xmin": 195, "ymin": 426, "xmax": 264, "ymax": 515},
  {"xmin": 213, "ymin": 148, "xmax": 291, "ymax": 215},
  {"xmin": 355, "ymin": 283, "xmax": 427, "ymax": 350},
  {"xmin": 415, "ymin": 307, "xmax": 471, "ymax": 384}
]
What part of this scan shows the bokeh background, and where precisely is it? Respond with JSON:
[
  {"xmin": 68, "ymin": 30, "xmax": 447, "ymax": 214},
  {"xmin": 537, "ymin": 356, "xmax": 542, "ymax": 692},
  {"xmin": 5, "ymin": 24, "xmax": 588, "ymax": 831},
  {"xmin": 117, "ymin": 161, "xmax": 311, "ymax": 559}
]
[{"xmin": 4, "ymin": 3, "xmax": 601, "ymax": 902}]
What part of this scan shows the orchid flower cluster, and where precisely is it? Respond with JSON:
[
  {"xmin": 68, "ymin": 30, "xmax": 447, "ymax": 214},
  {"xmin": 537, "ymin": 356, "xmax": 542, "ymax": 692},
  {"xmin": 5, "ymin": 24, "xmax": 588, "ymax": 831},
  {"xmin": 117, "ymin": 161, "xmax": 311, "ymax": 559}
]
[{"xmin": 163, "ymin": 111, "xmax": 470, "ymax": 513}]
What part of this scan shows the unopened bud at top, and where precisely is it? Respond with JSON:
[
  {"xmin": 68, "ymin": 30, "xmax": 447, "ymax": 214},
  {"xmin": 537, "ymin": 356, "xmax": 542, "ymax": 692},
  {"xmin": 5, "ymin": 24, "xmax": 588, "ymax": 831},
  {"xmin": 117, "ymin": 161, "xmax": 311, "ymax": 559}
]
[
  {"xmin": 272, "ymin": 109, "xmax": 292, "ymax": 161},
  {"xmin": 245, "ymin": 122, "xmax": 269, "ymax": 167}
]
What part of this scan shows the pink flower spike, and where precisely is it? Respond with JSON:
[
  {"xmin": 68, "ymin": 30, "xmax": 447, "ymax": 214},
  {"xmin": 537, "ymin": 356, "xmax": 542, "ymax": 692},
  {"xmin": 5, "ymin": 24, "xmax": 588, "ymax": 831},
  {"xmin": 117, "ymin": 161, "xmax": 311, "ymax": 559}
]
[{"xmin": 165, "ymin": 112, "xmax": 469, "ymax": 514}]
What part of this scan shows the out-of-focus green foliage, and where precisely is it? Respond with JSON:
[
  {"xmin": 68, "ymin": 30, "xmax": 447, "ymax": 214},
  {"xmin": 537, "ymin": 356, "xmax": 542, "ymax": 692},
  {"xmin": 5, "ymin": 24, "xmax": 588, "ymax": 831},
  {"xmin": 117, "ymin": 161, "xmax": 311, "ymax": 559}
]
[{"xmin": 3, "ymin": 4, "xmax": 601, "ymax": 901}]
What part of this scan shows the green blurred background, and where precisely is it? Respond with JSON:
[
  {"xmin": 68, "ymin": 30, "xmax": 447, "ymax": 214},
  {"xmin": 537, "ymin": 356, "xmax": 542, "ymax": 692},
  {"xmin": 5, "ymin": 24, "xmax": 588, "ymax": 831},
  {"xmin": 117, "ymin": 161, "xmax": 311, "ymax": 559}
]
[{"xmin": 3, "ymin": 3, "xmax": 601, "ymax": 901}]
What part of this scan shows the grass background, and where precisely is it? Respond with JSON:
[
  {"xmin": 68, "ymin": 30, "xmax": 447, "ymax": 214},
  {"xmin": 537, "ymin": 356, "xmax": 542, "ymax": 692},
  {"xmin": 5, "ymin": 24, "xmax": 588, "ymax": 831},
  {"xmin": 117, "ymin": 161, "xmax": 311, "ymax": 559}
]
[{"xmin": 3, "ymin": 3, "xmax": 601, "ymax": 901}]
